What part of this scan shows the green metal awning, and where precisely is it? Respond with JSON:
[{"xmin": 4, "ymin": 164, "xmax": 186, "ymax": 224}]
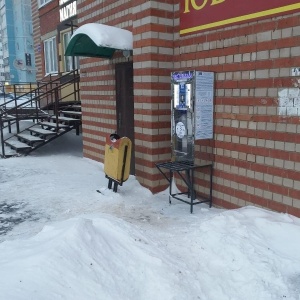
[
  {"xmin": 65, "ymin": 23, "xmax": 133, "ymax": 59},
  {"xmin": 65, "ymin": 34, "xmax": 116, "ymax": 58}
]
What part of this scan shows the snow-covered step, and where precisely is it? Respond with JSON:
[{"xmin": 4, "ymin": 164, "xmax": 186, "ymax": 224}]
[
  {"xmin": 50, "ymin": 116, "xmax": 80, "ymax": 123},
  {"xmin": 60, "ymin": 104, "xmax": 81, "ymax": 111},
  {"xmin": 2, "ymin": 114, "xmax": 16, "ymax": 121},
  {"xmin": 69, "ymin": 105, "xmax": 81, "ymax": 110},
  {"xmin": 39, "ymin": 121, "xmax": 69, "ymax": 128},
  {"xmin": 61, "ymin": 110, "xmax": 82, "ymax": 116},
  {"xmin": 0, "ymin": 145, "xmax": 17, "ymax": 158},
  {"xmin": 5, "ymin": 139, "xmax": 32, "ymax": 151},
  {"xmin": 28, "ymin": 127, "xmax": 57, "ymax": 136},
  {"xmin": 17, "ymin": 133, "xmax": 44, "ymax": 144}
]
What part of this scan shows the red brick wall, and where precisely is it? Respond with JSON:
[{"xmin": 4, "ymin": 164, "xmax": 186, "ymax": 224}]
[
  {"xmin": 41, "ymin": 1, "xmax": 60, "ymax": 77},
  {"xmin": 75, "ymin": 1, "xmax": 300, "ymax": 216},
  {"xmin": 39, "ymin": 1, "xmax": 59, "ymax": 36},
  {"xmin": 76, "ymin": 0, "xmax": 133, "ymax": 165},
  {"xmin": 76, "ymin": 0, "xmax": 176, "ymax": 192},
  {"xmin": 33, "ymin": 1, "xmax": 60, "ymax": 78},
  {"xmin": 174, "ymin": 11, "xmax": 300, "ymax": 216}
]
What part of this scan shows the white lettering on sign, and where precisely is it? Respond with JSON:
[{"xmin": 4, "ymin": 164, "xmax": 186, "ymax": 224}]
[{"xmin": 59, "ymin": 1, "xmax": 77, "ymax": 22}]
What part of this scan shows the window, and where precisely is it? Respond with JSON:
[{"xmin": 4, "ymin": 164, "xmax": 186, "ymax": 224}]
[
  {"xmin": 62, "ymin": 31, "xmax": 79, "ymax": 72},
  {"xmin": 44, "ymin": 37, "xmax": 58, "ymax": 74},
  {"xmin": 38, "ymin": 0, "xmax": 52, "ymax": 8}
]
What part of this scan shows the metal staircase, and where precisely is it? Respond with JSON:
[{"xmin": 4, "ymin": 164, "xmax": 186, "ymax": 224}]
[{"xmin": 0, "ymin": 70, "xmax": 81, "ymax": 158}]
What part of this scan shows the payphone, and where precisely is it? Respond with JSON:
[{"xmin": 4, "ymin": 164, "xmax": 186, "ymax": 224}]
[
  {"xmin": 156, "ymin": 70, "xmax": 214, "ymax": 212},
  {"xmin": 171, "ymin": 71, "xmax": 194, "ymax": 162},
  {"xmin": 171, "ymin": 70, "xmax": 214, "ymax": 162}
]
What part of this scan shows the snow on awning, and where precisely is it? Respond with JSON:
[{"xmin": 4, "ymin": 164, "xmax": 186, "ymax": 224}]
[{"xmin": 65, "ymin": 23, "xmax": 133, "ymax": 59}]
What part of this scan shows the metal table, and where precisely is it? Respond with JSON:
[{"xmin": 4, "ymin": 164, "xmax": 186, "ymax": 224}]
[{"xmin": 156, "ymin": 161, "xmax": 213, "ymax": 213}]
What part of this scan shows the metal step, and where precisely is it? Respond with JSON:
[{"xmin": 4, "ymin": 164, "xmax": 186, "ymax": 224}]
[
  {"xmin": 17, "ymin": 133, "xmax": 44, "ymax": 144},
  {"xmin": 39, "ymin": 121, "xmax": 69, "ymax": 128},
  {"xmin": 5, "ymin": 139, "xmax": 32, "ymax": 151},
  {"xmin": 0, "ymin": 145, "xmax": 17, "ymax": 158},
  {"xmin": 60, "ymin": 105, "xmax": 81, "ymax": 111},
  {"xmin": 61, "ymin": 110, "xmax": 82, "ymax": 116},
  {"xmin": 28, "ymin": 127, "xmax": 57, "ymax": 136},
  {"xmin": 1, "ymin": 114, "xmax": 16, "ymax": 121},
  {"xmin": 3, "ymin": 108, "xmax": 49, "ymax": 119},
  {"xmin": 69, "ymin": 105, "xmax": 81, "ymax": 110},
  {"xmin": 50, "ymin": 116, "xmax": 80, "ymax": 123}
]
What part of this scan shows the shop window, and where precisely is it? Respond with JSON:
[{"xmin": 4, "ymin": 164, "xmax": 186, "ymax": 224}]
[
  {"xmin": 44, "ymin": 36, "xmax": 58, "ymax": 75},
  {"xmin": 38, "ymin": 0, "xmax": 52, "ymax": 8},
  {"xmin": 62, "ymin": 31, "xmax": 79, "ymax": 72}
]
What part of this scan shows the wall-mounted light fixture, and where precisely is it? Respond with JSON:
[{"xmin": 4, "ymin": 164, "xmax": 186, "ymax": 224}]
[{"xmin": 122, "ymin": 50, "xmax": 131, "ymax": 58}]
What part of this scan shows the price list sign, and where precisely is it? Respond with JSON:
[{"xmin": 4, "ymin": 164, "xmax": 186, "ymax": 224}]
[{"xmin": 195, "ymin": 71, "xmax": 214, "ymax": 140}]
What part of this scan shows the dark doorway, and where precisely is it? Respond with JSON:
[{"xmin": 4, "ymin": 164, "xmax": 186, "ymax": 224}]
[{"xmin": 115, "ymin": 61, "xmax": 135, "ymax": 175}]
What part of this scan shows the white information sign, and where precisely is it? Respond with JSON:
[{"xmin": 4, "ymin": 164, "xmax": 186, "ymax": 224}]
[{"xmin": 194, "ymin": 71, "xmax": 214, "ymax": 140}]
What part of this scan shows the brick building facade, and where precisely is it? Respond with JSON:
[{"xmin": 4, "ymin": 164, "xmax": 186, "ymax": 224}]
[{"xmin": 32, "ymin": 0, "xmax": 300, "ymax": 217}]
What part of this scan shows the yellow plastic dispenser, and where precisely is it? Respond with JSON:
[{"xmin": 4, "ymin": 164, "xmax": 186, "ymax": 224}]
[{"xmin": 104, "ymin": 134, "xmax": 132, "ymax": 192}]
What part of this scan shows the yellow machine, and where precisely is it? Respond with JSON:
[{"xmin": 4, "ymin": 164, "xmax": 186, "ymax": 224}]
[{"xmin": 104, "ymin": 134, "xmax": 132, "ymax": 192}]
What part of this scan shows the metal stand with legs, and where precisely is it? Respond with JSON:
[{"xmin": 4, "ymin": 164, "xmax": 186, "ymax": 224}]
[{"xmin": 156, "ymin": 161, "xmax": 213, "ymax": 213}]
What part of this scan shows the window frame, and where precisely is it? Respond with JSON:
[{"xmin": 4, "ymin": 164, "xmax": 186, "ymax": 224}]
[
  {"xmin": 62, "ymin": 31, "xmax": 79, "ymax": 72},
  {"xmin": 43, "ymin": 36, "xmax": 58, "ymax": 75},
  {"xmin": 38, "ymin": 0, "xmax": 52, "ymax": 8}
]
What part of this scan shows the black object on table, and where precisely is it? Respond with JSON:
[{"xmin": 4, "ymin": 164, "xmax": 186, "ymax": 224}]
[{"xmin": 156, "ymin": 160, "xmax": 213, "ymax": 213}]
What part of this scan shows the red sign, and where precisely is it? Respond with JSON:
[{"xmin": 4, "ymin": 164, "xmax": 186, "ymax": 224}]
[{"xmin": 180, "ymin": 0, "xmax": 300, "ymax": 35}]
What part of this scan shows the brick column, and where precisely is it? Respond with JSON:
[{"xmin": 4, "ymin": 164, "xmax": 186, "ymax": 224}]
[{"xmin": 132, "ymin": 0, "xmax": 175, "ymax": 192}]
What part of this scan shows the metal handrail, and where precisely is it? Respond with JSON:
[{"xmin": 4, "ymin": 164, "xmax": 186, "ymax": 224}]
[
  {"xmin": 0, "ymin": 70, "xmax": 79, "ymax": 113},
  {"xmin": 0, "ymin": 69, "xmax": 80, "ymax": 157},
  {"xmin": 0, "ymin": 70, "xmax": 79, "ymax": 117}
]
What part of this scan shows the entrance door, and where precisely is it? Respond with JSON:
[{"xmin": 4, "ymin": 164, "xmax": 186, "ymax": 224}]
[{"xmin": 115, "ymin": 62, "xmax": 135, "ymax": 175}]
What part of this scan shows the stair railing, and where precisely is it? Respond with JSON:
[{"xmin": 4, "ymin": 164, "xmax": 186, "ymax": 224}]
[
  {"xmin": 13, "ymin": 85, "xmax": 20, "ymax": 133},
  {"xmin": 0, "ymin": 69, "xmax": 80, "ymax": 158},
  {"xmin": 0, "ymin": 117, "xmax": 4, "ymax": 156},
  {"xmin": 54, "ymin": 87, "xmax": 60, "ymax": 133}
]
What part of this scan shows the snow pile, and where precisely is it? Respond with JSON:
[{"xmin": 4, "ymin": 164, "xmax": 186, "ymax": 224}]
[
  {"xmin": 0, "ymin": 216, "xmax": 183, "ymax": 300},
  {"xmin": 0, "ymin": 132, "xmax": 300, "ymax": 300}
]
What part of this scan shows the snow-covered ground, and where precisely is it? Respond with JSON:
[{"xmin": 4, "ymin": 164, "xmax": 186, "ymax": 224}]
[{"xmin": 0, "ymin": 131, "xmax": 300, "ymax": 300}]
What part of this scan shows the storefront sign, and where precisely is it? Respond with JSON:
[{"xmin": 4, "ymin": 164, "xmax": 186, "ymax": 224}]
[
  {"xmin": 180, "ymin": 0, "xmax": 300, "ymax": 35},
  {"xmin": 59, "ymin": 0, "xmax": 77, "ymax": 22}
]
